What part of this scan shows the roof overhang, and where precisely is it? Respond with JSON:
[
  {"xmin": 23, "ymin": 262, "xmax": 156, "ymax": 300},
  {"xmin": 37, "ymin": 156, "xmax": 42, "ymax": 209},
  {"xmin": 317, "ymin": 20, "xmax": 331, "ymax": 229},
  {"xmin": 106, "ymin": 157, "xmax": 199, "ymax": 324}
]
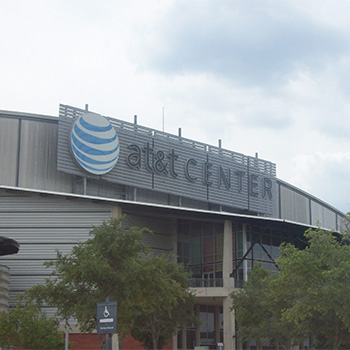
[{"xmin": 0, "ymin": 185, "xmax": 326, "ymax": 233}]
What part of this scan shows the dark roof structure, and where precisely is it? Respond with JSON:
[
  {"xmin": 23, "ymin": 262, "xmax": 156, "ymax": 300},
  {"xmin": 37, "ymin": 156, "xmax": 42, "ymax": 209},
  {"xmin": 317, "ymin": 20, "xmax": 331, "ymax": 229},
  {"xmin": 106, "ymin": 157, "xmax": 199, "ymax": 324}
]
[{"xmin": 0, "ymin": 236, "xmax": 19, "ymax": 256}]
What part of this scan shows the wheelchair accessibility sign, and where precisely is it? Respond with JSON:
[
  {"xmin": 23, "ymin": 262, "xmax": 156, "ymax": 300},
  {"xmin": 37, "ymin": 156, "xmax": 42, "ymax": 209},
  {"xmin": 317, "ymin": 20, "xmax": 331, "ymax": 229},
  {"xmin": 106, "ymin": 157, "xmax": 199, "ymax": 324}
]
[{"xmin": 97, "ymin": 301, "xmax": 117, "ymax": 334}]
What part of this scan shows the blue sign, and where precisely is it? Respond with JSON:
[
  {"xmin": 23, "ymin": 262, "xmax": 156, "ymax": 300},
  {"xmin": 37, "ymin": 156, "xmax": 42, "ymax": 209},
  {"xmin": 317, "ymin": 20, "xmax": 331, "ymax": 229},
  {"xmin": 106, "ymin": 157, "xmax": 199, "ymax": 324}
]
[{"xmin": 97, "ymin": 301, "xmax": 117, "ymax": 334}]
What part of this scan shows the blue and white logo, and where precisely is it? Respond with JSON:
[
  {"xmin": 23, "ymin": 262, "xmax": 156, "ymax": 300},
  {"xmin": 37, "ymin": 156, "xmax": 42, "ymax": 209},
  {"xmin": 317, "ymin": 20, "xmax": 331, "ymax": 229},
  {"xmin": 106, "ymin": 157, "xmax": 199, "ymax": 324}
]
[{"xmin": 70, "ymin": 113, "xmax": 120, "ymax": 175}]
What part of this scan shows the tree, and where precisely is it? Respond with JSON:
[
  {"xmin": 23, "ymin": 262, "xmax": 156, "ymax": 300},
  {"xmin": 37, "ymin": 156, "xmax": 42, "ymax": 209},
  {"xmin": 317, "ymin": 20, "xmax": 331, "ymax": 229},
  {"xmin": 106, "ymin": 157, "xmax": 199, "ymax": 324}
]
[
  {"xmin": 130, "ymin": 256, "xmax": 197, "ymax": 350},
  {"xmin": 28, "ymin": 216, "xmax": 196, "ymax": 349},
  {"xmin": 231, "ymin": 223, "xmax": 350, "ymax": 350},
  {"xmin": 0, "ymin": 299, "xmax": 65, "ymax": 349},
  {"xmin": 231, "ymin": 265, "xmax": 299, "ymax": 349},
  {"xmin": 231, "ymin": 265, "xmax": 271, "ymax": 347},
  {"xmin": 275, "ymin": 227, "xmax": 350, "ymax": 349},
  {"xmin": 28, "ymin": 217, "xmax": 148, "ymax": 348}
]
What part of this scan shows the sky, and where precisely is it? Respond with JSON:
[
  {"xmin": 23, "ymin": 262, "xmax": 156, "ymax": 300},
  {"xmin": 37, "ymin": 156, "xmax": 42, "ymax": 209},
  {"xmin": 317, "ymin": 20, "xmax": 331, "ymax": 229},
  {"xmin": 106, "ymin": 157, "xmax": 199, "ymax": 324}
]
[{"xmin": 1, "ymin": 0, "xmax": 350, "ymax": 213}]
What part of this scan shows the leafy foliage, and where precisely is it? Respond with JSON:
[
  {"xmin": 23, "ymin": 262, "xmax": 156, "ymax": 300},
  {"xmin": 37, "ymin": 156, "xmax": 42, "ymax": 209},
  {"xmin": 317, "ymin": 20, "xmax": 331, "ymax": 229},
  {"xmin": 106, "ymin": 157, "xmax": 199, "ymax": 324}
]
[
  {"xmin": 231, "ymin": 219, "xmax": 350, "ymax": 350},
  {"xmin": 130, "ymin": 256, "xmax": 197, "ymax": 350},
  {"xmin": 27, "ymin": 216, "xmax": 196, "ymax": 350},
  {"xmin": 28, "ymin": 217, "xmax": 148, "ymax": 335},
  {"xmin": 0, "ymin": 299, "xmax": 65, "ymax": 349}
]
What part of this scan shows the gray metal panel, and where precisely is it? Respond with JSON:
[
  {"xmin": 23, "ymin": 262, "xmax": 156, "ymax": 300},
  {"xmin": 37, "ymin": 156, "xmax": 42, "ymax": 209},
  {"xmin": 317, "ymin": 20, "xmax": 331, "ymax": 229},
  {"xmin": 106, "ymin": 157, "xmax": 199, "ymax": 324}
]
[
  {"xmin": 0, "ymin": 189, "xmax": 112, "ymax": 307},
  {"xmin": 311, "ymin": 200, "xmax": 337, "ymax": 229},
  {"xmin": 0, "ymin": 228, "xmax": 91, "ymax": 244},
  {"xmin": 1, "ymin": 260, "xmax": 54, "ymax": 275},
  {"xmin": 279, "ymin": 185, "xmax": 310, "ymax": 225},
  {"xmin": 5, "ymin": 244, "xmax": 76, "ymax": 260},
  {"xmin": 0, "ymin": 117, "xmax": 19, "ymax": 186},
  {"xmin": 18, "ymin": 120, "xmax": 73, "ymax": 193}
]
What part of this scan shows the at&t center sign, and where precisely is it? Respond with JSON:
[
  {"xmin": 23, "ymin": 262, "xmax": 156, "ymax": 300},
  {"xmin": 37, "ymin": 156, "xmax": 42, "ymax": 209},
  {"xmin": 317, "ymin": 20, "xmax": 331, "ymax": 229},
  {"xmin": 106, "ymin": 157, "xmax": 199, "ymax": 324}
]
[{"xmin": 58, "ymin": 105, "xmax": 277, "ymax": 215}]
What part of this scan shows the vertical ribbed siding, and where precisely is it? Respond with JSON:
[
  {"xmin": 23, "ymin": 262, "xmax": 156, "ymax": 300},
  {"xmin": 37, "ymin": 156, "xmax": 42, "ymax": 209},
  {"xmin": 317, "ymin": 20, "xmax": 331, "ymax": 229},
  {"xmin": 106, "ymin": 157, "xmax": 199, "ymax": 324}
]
[{"xmin": 278, "ymin": 180, "xmax": 340, "ymax": 230}]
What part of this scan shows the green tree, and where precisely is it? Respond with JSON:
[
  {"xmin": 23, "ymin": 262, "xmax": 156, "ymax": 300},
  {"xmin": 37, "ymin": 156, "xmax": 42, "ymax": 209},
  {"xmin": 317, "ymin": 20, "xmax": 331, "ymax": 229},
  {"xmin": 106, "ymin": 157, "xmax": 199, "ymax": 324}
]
[
  {"xmin": 231, "ymin": 222, "xmax": 350, "ymax": 350},
  {"xmin": 28, "ymin": 216, "xmax": 196, "ymax": 349},
  {"xmin": 130, "ymin": 256, "xmax": 197, "ymax": 350},
  {"xmin": 231, "ymin": 265, "xmax": 271, "ymax": 347},
  {"xmin": 0, "ymin": 299, "xmax": 65, "ymax": 349},
  {"xmin": 275, "ymin": 227, "xmax": 350, "ymax": 349},
  {"xmin": 28, "ymin": 217, "xmax": 148, "ymax": 348},
  {"xmin": 231, "ymin": 265, "xmax": 299, "ymax": 349}
]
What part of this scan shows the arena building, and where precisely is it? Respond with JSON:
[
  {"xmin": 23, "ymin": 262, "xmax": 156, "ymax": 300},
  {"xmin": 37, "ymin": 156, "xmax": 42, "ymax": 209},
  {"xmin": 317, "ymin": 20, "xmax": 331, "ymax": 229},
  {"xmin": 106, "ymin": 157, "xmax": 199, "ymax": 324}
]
[{"xmin": 0, "ymin": 104, "xmax": 345, "ymax": 350}]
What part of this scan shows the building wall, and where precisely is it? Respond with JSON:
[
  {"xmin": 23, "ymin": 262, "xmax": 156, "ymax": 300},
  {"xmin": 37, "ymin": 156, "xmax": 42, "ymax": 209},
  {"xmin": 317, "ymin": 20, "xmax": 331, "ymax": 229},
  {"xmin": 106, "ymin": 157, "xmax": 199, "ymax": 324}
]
[
  {"xmin": 0, "ymin": 189, "xmax": 112, "ymax": 307},
  {"xmin": 0, "ymin": 111, "xmax": 344, "ymax": 232},
  {"xmin": 123, "ymin": 213, "xmax": 176, "ymax": 256},
  {"xmin": 277, "ymin": 180, "xmax": 342, "ymax": 230}
]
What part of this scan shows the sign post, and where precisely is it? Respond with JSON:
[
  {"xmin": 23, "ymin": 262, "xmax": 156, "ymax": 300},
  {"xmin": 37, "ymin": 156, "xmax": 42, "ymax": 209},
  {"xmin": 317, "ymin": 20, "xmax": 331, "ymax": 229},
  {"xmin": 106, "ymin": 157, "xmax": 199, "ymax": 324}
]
[{"xmin": 97, "ymin": 298, "xmax": 117, "ymax": 350}]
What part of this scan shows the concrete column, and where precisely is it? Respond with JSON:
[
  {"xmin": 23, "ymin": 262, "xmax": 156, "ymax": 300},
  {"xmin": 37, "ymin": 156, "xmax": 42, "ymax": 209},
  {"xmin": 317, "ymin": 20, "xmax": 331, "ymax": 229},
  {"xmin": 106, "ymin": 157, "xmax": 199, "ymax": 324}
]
[
  {"xmin": 182, "ymin": 325, "xmax": 187, "ymax": 350},
  {"xmin": 172, "ymin": 334, "xmax": 178, "ymax": 350},
  {"xmin": 223, "ymin": 220, "xmax": 234, "ymax": 289},
  {"xmin": 112, "ymin": 206, "xmax": 122, "ymax": 218},
  {"xmin": 223, "ymin": 296, "xmax": 235, "ymax": 350},
  {"xmin": 223, "ymin": 220, "xmax": 235, "ymax": 350}
]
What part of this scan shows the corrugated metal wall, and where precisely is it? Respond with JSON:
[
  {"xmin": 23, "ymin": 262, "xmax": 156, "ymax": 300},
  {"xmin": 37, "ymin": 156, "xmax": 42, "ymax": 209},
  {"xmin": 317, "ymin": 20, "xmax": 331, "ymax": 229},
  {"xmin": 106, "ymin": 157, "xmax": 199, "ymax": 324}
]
[
  {"xmin": 0, "ymin": 189, "xmax": 112, "ymax": 306},
  {"xmin": 0, "ymin": 115, "xmax": 73, "ymax": 193},
  {"xmin": 0, "ymin": 118, "xmax": 19, "ymax": 186}
]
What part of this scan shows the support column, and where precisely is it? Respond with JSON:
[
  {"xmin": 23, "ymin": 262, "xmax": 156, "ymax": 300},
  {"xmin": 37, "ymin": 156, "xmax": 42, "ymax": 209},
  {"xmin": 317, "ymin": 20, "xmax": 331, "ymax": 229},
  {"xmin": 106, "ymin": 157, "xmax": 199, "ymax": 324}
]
[
  {"xmin": 112, "ymin": 206, "xmax": 122, "ymax": 218},
  {"xmin": 215, "ymin": 305, "xmax": 221, "ymax": 344},
  {"xmin": 195, "ymin": 304, "xmax": 201, "ymax": 347},
  {"xmin": 172, "ymin": 218, "xmax": 178, "ymax": 350},
  {"xmin": 182, "ymin": 325, "xmax": 187, "ymax": 350},
  {"xmin": 223, "ymin": 220, "xmax": 235, "ymax": 350},
  {"xmin": 243, "ymin": 224, "xmax": 248, "ymax": 282},
  {"xmin": 223, "ymin": 220, "xmax": 234, "ymax": 290},
  {"xmin": 172, "ymin": 334, "xmax": 178, "ymax": 350},
  {"xmin": 223, "ymin": 296, "xmax": 235, "ymax": 350},
  {"xmin": 112, "ymin": 334, "xmax": 119, "ymax": 350},
  {"xmin": 112, "ymin": 205, "xmax": 122, "ymax": 349},
  {"xmin": 172, "ymin": 218, "xmax": 178, "ymax": 262}
]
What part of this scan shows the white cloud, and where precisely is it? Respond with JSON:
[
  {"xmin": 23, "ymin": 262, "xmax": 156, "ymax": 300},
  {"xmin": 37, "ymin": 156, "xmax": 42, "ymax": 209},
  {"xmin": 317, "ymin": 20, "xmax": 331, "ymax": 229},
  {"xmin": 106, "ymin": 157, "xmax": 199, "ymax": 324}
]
[
  {"xmin": 0, "ymin": 0, "xmax": 349, "ymax": 214},
  {"xmin": 291, "ymin": 152, "xmax": 350, "ymax": 212}
]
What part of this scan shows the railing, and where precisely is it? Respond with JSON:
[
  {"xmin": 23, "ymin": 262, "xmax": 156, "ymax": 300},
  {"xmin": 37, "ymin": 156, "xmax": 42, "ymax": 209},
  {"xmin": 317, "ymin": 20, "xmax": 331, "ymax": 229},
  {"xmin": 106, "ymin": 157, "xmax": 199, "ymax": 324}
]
[{"xmin": 189, "ymin": 278, "xmax": 224, "ymax": 288}]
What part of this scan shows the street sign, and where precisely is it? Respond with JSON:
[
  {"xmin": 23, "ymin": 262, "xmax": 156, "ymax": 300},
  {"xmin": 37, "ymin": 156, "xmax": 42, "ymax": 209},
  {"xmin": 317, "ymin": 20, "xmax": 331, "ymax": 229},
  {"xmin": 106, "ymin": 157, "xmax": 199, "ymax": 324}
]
[{"xmin": 97, "ymin": 301, "xmax": 117, "ymax": 334}]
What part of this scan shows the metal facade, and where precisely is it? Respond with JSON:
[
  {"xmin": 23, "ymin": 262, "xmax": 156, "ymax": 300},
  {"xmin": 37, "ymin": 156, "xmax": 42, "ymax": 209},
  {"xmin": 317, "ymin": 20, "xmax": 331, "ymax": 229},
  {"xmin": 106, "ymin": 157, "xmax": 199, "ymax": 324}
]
[
  {"xmin": 57, "ymin": 105, "xmax": 277, "ymax": 215},
  {"xmin": 0, "ymin": 190, "xmax": 112, "ymax": 305},
  {"xmin": 0, "ymin": 109, "xmax": 344, "ymax": 230}
]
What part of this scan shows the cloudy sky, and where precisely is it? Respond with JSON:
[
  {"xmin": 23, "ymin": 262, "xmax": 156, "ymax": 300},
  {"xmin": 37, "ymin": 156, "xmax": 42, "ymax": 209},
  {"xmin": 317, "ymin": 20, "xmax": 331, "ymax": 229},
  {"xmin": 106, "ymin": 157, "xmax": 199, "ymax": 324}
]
[{"xmin": 1, "ymin": 0, "xmax": 350, "ymax": 213}]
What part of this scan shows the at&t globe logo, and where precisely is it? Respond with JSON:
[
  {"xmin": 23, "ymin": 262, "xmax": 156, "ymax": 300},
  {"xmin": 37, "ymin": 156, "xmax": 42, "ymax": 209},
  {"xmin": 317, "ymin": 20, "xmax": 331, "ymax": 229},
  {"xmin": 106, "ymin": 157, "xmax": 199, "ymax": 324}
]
[{"xmin": 70, "ymin": 113, "xmax": 120, "ymax": 175}]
